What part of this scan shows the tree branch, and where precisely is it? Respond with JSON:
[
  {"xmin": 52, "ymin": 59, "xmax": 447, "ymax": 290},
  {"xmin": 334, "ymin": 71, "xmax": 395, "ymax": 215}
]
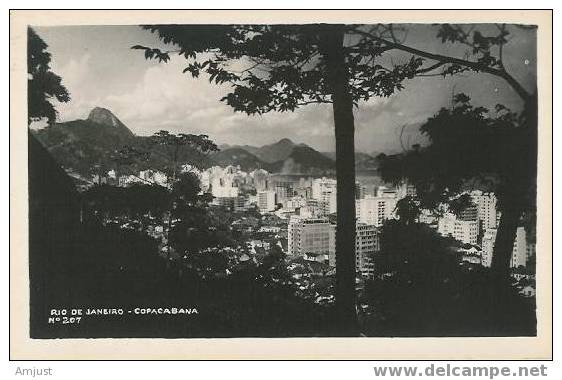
[
  {"xmin": 351, "ymin": 28, "xmax": 532, "ymax": 103},
  {"xmin": 415, "ymin": 61, "xmax": 447, "ymax": 75},
  {"xmin": 297, "ymin": 100, "xmax": 332, "ymax": 106},
  {"xmin": 496, "ymin": 23, "xmax": 507, "ymax": 72}
]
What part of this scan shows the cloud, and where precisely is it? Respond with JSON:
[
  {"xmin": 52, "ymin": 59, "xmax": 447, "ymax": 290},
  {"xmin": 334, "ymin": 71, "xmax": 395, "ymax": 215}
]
[
  {"xmin": 103, "ymin": 58, "xmax": 230, "ymax": 132},
  {"xmin": 48, "ymin": 53, "xmax": 437, "ymax": 153},
  {"xmin": 38, "ymin": 24, "xmax": 536, "ymax": 155},
  {"xmin": 90, "ymin": 57, "xmax": 338, "ymax": 150},
  {"xmin": 51, "ymin": 53, "xmax": 102, "ymax": 122}
]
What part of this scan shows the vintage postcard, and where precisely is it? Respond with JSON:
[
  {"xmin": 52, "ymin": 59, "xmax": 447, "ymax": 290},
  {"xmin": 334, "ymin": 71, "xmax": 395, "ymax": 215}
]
[{"xmin": 9, "ymin": 10, "xmax": 552, "ymax": 359}]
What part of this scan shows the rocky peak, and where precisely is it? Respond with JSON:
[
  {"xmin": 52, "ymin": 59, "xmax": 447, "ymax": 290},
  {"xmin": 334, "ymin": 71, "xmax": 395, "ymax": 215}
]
[
  {"xmin": 276, "ymin": 138, "xmax": 295, "ymax": 146},
  {"xmin": 87, "ymin": 107, "xmax": 134, "ymax": 136}
]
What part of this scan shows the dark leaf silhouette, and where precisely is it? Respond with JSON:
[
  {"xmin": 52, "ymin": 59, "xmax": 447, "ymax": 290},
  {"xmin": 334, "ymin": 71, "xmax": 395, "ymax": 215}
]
[{"xmin": 27, "ymin": 28, "xmax": 70, "ymax": 125}]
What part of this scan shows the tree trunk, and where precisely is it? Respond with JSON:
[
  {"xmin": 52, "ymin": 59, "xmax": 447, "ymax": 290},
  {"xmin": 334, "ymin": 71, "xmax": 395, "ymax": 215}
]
[
  {"xmin": 490, "ymin": 202, "xmax": 521, "ymax": 282},
  {"xmin": 490, "ymin": 94, "xmax": 537, "ymax": 284},
  {"xmin": 321, "ymin": 25, "xmax": 359, "ymax": 336}
]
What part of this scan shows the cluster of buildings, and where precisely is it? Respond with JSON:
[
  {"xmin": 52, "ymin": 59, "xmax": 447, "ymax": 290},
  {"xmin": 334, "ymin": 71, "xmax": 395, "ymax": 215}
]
[
  {"xmin": 196, "ymin": 166, "xmax": 412, "ymax": 279},
  {"xmin": 481, "ymin": 226, "xmax": 532, "ymax": 269},
  {"xmin": 94, "ymin": 162, "xmax": 536, "ymax": 290},
  {"xmin": 436, "ymin": 191, "xmax": 497, "ymax": 246},
  {"xmin": 201, "ymin": 165, "xmax": 537, "ymax": 281},
  {"xmin": 432, "ymin": 190, "xmax": 535, "ymax": 297},
  {"xmin": 200, "ymin": 166, "xmax": 337, "ymax": 215},
  {"xmin": 92, "ymin": 163, "xmax": 213, "ymax": 188},
  {"xmin": 434, "ymin": 190, "xmax": 535, "ymax": 272},
  {"xmin": 92, "ymin": 168, "xmax": 170, "ymax": 187},
  {"xmin": 286, "ymin": 183, "xmax": 414, "ymax": 279}
]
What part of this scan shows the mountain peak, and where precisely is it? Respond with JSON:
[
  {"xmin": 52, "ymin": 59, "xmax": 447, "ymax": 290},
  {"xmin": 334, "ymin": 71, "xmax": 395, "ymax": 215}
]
[
  {"xmin": 88, "ymin": 107, "xmax": 122, "ymax": 127},
  {"xmin": 276, "ymin": 138, "xmax": 295, "ymax": 145},
  {"xmin": 87, "ymin": 107, "xmax": 134, "ymax": 136}
]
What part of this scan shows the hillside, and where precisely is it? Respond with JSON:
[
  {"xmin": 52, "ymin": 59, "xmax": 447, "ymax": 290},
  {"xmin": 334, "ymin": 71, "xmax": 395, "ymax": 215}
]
[
  {"xmin": 221, "ymin": 138, "xmax": 303, "ymax": 163},
  {"xmin": 34, "ymin": 109, "xmax": 337, "ymax": 178},
  {"xmin": 33, "ymin": 108, "xmax": 137, "ymax": 175},
  {"xmin": 253, "ymin": 138, "xmax": 300, "ymax": 163},
  {"xmin": 321, "ymin": 151, "xmax": 380, "ymax": 170},
  {"xmin": 209, "ymin": 148, "xmax": 267, "ymax": 171},
  {"xmin": 32, "ymin": 108, "xmax": 206, "ymax": 177},
  {"xmin": 269, "ymin": 145, "xmax": 335, "ymax": 174},
  {"xmin": 213, "ymin": 141, "xmax": 336, "ymax": 175},
  {"xmin": 219, "ymin": 143, "xmax": 260, "ymax": 156}
]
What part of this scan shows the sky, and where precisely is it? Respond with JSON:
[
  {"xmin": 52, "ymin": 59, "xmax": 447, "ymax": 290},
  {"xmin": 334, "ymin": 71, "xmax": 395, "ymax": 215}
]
[{"xmin": 33, "ymin": 24, "xmax": 536, "ymax": 154}]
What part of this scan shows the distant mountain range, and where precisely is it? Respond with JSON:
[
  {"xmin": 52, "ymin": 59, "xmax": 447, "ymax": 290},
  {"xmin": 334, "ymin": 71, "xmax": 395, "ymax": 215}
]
[
  {"xmin": 320, "ymin": 151, "xmax": 382, "ymax": 170},
  {"xmin": 220, "ymin": 138, "xmax": 308, "ymax": 164},
  {"xmin": 219, "ymin": 140, "xmax": 381, "ymax": 172},
  {"xmin": 33, "ymin": 107, "xmax": 380, "ymax": 179},
  {"xmin": 216, "ymin": 139, "xmax": 337, "ymax": 174}
]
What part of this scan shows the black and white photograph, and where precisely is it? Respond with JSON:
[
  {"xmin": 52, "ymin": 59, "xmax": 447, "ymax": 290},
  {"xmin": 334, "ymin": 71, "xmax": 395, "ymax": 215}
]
[{"xmin": 10, "ymin": 9, "xmax": 553, "ymax": 360}]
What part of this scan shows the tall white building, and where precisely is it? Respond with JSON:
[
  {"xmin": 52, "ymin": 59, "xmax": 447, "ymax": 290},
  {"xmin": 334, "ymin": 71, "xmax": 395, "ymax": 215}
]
[
  {"xmin": 309, "ymin": 178, "xmax": 338, "ymax": 216},
  {"xmin": 326, "ymin": 223, "xmax": 380, "ymax": 279},
  {"xmin": 471, "ymin": 191, "xmax": 498, "ymax": 232},
  {"xmin": 527, "ymin": 242, "xmax": 536, "ymax": 260},
  {"xmin": 510, "ymin": 226, "xmax": 528, "ymax": 268},
  {"xmin": 321, "ymin": 190, "xmax": 337, "ymax": 215},
  {"xmin": 257, "ymin": 190, "xmax": 276, "ymax": 212},
  {"xmin": 453, "ymin": 219, "xmax": 479, "ymax": 245},
  {"xmin": 481, "ymin": 226, "xmax": 528, "ymax": 268},
  {"xmin": 354, "ymin": 223, "xmax": 380, "ymax": 278},
  {"xmin": 481, "ymin": 228, "xmax": 498, "ymax": 267},
  {"xmin": 438, "ymin": 212, "xmax": 478, "ymax": 245},
  {"xmin": 356, "ymin": 196, "xmax": 397, "ymax": 227},
  {"xmin": 285, "ymin": 196, "xmax": 307, "ymax": 211},
  {"xmin": 437, "ymin": 213, "xmax": 457, "ymax": 236},
  {"xmin": 287, "ymin": 216, "xmax": 335, "ymax": 261},
  {"xmin": 311, "ymin": 178, "xmax": 337, "ymax": 201}
]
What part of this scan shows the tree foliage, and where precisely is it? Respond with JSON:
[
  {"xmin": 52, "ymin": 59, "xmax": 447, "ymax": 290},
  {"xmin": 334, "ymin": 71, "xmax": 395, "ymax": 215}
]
[
  {"xmin": 132, "ymin": 25, "xmax": 440, "ymax": 114},
  {"xmin": 150, "ymin": 130, "xmax": 219, "ymax": 178},
  {"xmin": 394, "ymin": 195, "xmax": 421, "ymax": 225},
  {"xmin": 380, "ymin": 94, "xmax": 533, "ymax": 212},
  {"xmin": 109, "ymin": 130, "xmax": 218, "ymax": 182},
  {"xmin": 448, "ymin": 193, "xmax": 476, "ymax": 217},
  {"xmin": 82, "ymin": 183, "xmax": 171, "ymax": 218},
  {"xmin": 28, "ymin": 28, "xmax": 70, "ymax": 125},
  {"xmin": 354, "ymin": 23, "xmax": 534, "ymax": 102},
  {"xmin": 374, "ymin": 220, "xmax": 459, "ymax": 283},
  {"xmin": 111, "ymin": 145, "xmax": 151, "ymax": 175},
  {"xmin": 172, "ymin": 172, "xmax": 202, "ymax": 204},
  {"xmin": 363, "ymin": 220, "xmax": 535, "ymax": 336}
]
